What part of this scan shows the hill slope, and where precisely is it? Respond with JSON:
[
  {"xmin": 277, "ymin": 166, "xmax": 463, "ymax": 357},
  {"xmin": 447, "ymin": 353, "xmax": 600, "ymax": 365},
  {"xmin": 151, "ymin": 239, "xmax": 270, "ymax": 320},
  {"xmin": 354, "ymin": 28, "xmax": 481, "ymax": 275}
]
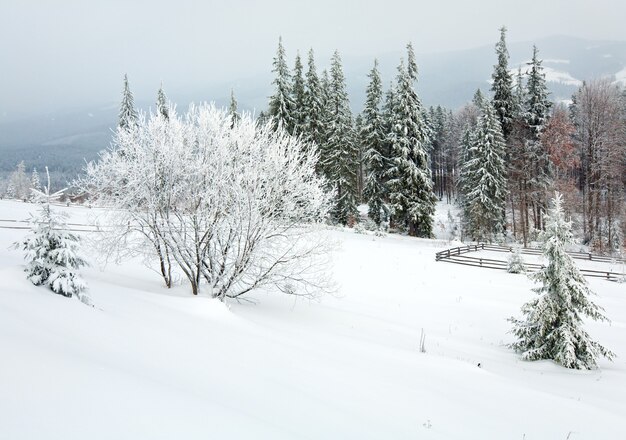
[{"xmin": 1, "ymin": 200, "xmax": 625, "ymax": 439}]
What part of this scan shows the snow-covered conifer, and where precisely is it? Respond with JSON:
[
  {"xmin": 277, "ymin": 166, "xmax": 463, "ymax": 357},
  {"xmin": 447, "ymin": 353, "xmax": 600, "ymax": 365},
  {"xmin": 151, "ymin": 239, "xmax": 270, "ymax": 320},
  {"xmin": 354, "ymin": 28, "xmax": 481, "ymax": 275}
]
[
  {"xmin": 156, "ymin": 83, "xmax": 169, "ymax": 120},
  {"xmin": 525, "ymin": 46, "xmax": 552, "ymax": 137},
  {"xmin": 31, "ymin": 168, "xmax": 41, "ymax": 192},
  {"xmin": 291, "ymin": 52, "xmax": 307, "ymax": 135},
  {"xmin": 461, "ymin": 100, "xmax": 508, "ymax": 241},
  {"xmin": 302, "ymin": 49, "xmax": 325, "ymax": 150},
  {"xmin": 491, "ymin": 26, "xmax": 515, "ymax": 139},
  {"xmin": 525, "ymin": 46, "xmax": 553, "ymax": 228},
  {"xmin": 323, "ymin": 50, "xmax": 359, "ymax": 225},
  {"xmin": 387, "ymin": 49, "xmax": 436, "ymax": 237},
  {"xmin": 361, "ymin": 60, "xmax": 388, "ymax": 226},
  {"xmin": 119, "ymin": 74, "xmax": 139, "ymax": 131},
  {"xmin": 507, "ymin": 246, "xmax": 526, "ymax": 273},
  {"xmin": 268, "ymin": 36, "xmax": 294, "ymax": 133},
  {"xmin": 228, "ymin": 89, "xmax": 240, "ymax": 127},
  {"xmin": 509, "ymin": 193, "xmax": 614, "ymax": 369},
  {"xmin": 9, "ymin": 161, "xmax": 31, "ymax": 201},
  {"xmin": 14, "ymin": 169, "xmax": 89, "ymax": 302}
]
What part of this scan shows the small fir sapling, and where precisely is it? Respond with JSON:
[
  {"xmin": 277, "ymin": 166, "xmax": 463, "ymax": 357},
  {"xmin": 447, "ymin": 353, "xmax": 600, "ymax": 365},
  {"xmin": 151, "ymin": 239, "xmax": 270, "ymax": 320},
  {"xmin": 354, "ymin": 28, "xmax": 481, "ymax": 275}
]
[
  {"xmin": 509, "ymin": 193, "xmax": 614, "ymax": 370},
  {"xmin": 14, "ymin": 168, "xmax": 90, "ymax": 304},
  {"xmin": 507, "ymin": 246, "xmax": 526, "ymax": 273}
]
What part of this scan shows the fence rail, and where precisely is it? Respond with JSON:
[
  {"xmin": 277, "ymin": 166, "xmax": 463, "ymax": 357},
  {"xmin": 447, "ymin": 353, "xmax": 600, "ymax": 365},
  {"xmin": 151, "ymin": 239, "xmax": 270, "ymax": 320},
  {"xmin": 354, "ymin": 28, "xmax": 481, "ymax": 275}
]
[{"xmin": 436, "ymin": 244, "xmax": 625, "ymax": 282}]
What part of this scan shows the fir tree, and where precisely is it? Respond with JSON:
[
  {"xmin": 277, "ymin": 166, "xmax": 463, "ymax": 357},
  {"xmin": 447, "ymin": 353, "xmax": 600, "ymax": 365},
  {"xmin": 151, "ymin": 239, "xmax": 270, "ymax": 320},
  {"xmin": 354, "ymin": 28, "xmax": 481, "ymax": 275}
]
[
  {"xmin": 156, "ymin": 83, "xmax": 169, "ymax": 120},
  {"xmin": 461, "ymin": 100, "xmax": 508, "ymax": 241},
  {"xmin": 228, "ymin": 89, "xmax": 240, "ymax": 128},
  {"xmin": 491, "ymin": 26, "xmax": 515, "ymax": 140},
  {"xmin": 473, "ymin": 88, "xmax": 485, "ymax": 107},
  {"xmin": 323, "ymin": 50, "xmax": 359, "ymax": 225},
  {"xmin": 509, "ymin": 193, "xmax": 614, "ymax": 370},
  {"xmin": 387, "ymin": 53, "xmax": 436, "ymax": 237},
  {"xmin": 31, "ymin": 167, "xmax": 41, "ymax": 192},
  {"xmin": 361, "ymin": 60, "xmax": 388, "ymax": 226},
  {"xmin": 513, "ymin": 67, "xmax": 526, "ymax": 118},
  {"xmin": 14, "ymin": 169, "xmax": 89, "ymax": 303},
  {"xmin": 303, "ymin": 48, "xmax": 325, "ymax": 149},
  {"xmin": 291, "ymin": 52, "xmax": 307, "ymax": 135},
  {"xmin": 525, "ymin": 46, "xmax": 552, "ymax": 138},
  {"xmin": 30, "ymin": 167, "xmax": 41, "ymax": 202},
  {"xmin": 9, "ymin": 160, "xmax": 31, "ymax": 201},
  {"xmin": 5, "ymin": 182, "xmax": 15, "ymax": 198},
  {"xmin": 525, "ymin": 45, "xmax": 553, "ymax": 229},
  {"xmin": 268, "ymin": 36, "xmax": 294, "ymax": 133},
  {"xmin": 119, "ymin": 74, "xmax": 139, "ymax": 131},
  {"xmin": 507, "ymin": 245, "xmax": 526, "ymax": 273}
]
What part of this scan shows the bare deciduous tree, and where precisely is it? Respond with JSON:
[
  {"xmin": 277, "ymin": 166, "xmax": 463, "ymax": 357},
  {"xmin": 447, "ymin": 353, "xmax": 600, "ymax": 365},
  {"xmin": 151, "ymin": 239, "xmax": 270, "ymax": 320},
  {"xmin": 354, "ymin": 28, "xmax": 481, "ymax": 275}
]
[{"xmin": 77, "ymin": 104, "xmax": 334, "ymax": 299}]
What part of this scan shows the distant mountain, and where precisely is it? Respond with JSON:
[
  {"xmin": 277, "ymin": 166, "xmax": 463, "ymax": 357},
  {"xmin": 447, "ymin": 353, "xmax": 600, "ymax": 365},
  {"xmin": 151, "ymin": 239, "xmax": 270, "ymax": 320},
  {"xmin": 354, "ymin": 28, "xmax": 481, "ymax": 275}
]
[{"xmin": 2, "ymin": 35, "xmax": 625, "ymax": 182}]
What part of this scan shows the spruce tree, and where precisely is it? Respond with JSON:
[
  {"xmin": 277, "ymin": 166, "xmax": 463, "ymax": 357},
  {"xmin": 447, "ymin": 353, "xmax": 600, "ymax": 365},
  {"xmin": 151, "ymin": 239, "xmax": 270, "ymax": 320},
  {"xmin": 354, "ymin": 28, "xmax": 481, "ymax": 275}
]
[
  {"xmin": 361, "ymin": 60, "xmax": 388, "ymax": 226},
  {"xmin": 525, "ymin": 46, "xmax": 552, "ymax": 138},
  {"xmin": 509, "ymin": 193, "xmax": 614, "ymax": 370},
  {"xmin": 228, "ymin": 89, "xmax": 240, "ymax": 127},
  {"xmin": 461, "ymin": 100, "xmax": 508, "ymax": 241},
  {"xmin": 30, "ymin": 168, "xmax": 41, "ymax": 201},
  {"xmin": 323, "ymin": 50, "xmax": 359, "ymax": 225},
  {"xmin": 291, "ymin": 52, "xmax": 307, "ymax": 135},
  {"xmin": 268, "ymin": 36, "xmax": 294, "ymax": 133},
  {"xmin": 119, "ymin": 74, "xmax": 139, "ymax": 131},
  {"xmin": 303, "ymin": 48, "xmax": 325, "ymax": 149},
  {"xmin": 525, "ymin": 45, "xmax": 553, "ymax": 229},
  {"xmin": 513, "ymin": 67, "xmax": 526, "ymax": 118},
  {"xmin": 10, "ymin": 160, "xmax": 31, "ymax": 201},
  {"xmin": 387, "ymin": 53, "xmax": 436, "ymax": 237},
  {"xmin": 14, "ymin": 169, "xmax": 89, "ymax": 302},
  {"xmin": 156, "ymin": 83, "xmax": 169, "ymax": 120},
  {"xmin": 491, "ymin": 26, "xmax": 515, "ymax": 140}
]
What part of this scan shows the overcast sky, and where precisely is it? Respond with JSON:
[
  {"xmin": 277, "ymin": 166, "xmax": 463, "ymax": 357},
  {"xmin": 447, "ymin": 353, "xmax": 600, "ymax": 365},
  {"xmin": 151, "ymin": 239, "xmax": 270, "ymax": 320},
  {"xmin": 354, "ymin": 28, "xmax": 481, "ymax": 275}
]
[{"xmin": 1, "ymin": 0, "xmax": 625, "ymax": 119}]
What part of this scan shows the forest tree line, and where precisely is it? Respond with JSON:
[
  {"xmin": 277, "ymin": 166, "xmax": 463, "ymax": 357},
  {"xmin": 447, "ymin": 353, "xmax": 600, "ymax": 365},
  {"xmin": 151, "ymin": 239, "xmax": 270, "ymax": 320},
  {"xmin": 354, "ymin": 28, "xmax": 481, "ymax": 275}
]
[
  {"xmin": 2, "ymin": 28, "xmax": 624, "ymax": 253},
  {"xmin": 254, "ymin": 29, "xmax": 625, "ymax": 252}
]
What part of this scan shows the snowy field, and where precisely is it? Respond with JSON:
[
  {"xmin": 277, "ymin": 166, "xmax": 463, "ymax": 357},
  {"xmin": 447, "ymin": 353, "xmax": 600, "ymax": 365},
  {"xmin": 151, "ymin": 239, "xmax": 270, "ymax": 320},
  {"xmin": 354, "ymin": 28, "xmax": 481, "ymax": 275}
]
[{"xmin": 1, "ymin": 199, "xmax": 625, "ymax": 439}]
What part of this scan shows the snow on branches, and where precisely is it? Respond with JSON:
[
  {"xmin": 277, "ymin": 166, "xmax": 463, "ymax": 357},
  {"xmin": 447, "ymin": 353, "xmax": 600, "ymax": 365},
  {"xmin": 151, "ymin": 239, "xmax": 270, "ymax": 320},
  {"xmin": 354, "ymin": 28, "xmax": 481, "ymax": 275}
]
[
  {"xmin": 14, "ymin": 169, "xmax": 90, "ymax": 303},
  {"xmin": 509, "ymin": 193, "xmax": 614, "ymax": 369},
  {"xmin": 78, "ymin": 103, "xmax": 334, "ymax": 299}
]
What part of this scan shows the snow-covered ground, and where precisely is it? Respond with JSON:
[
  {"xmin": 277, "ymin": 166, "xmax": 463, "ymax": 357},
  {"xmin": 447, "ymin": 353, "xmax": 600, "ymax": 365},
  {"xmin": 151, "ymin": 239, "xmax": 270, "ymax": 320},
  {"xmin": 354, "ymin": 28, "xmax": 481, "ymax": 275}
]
[{"xmin": 1, "ymin": 199, "xmax": 625, "ymax": 439}]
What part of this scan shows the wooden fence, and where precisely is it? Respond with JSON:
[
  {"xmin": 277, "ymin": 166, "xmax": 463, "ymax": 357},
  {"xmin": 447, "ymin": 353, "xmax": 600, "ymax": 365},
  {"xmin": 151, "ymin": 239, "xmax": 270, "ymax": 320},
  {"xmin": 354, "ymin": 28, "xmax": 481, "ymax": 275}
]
[{"xmin": 435, "ymin": 244, "xmax": 625, "ymax": 282}]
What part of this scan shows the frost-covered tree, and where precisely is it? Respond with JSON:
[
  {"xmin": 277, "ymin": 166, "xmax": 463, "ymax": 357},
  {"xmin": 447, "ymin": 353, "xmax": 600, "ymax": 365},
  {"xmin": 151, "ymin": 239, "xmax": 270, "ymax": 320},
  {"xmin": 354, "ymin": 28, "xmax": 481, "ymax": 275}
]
[
  {"xmin": 525, "ymin": 45, "xmax": 553, "ymax": 230},
  {"xmin": 303, "ymin": 49, "xmax": 326, "ymax": 149},
  {"xmin": 268, "ymin": 36, "xmax": 294, "ymax": 133},
  {"xmin": 228, "ymin": 88, "xmax": 240, "ymax": 127},
  {"xmin": 119, "ymin": 74, "xmax": 139, "ymax": 131},
  {"xmin": 291, "ymin": 51, "xmax": 307, "ymax": 135},
  {"xmin": 14, "ymin": 169, "xmax": 89, "ymax": 302},
  {"xmin": 509, "ymin": 193, "xmax": 614, "ymax": 370},
  {"xmin": 361, "ymin": 60, "xmax": 388, "ymax": 226},
  {"xmin": 5, "ymin": 182, "xmax": 15, "ymax": 199},
  {"xmin": 30, "ymin": 167, "xmax": 41, "ymax": 202},
  {"xmin": 507, "ymin": 246, "xmax": 526, "ymax": 273},
  {"xmin": 525, "ymin": 46, "xmax": 552, "ymax": 138},
  {"xmin": 77, "ymin": 104, "xmax": 333, "ymax": 299},
  {"xmin": 491, "ymin": 26, "xmax": 515, "ymax": 140},
  {"xmin": 387, "ymin": 52, "xmax": 436, "ymax": 237},
  {"xmin": 31, "ymin": 168, "xmax": 41, "ymax": 193},
  {"xmin": 9, "ymin": 161, "xmax": 31, "ymax": 201},
  {"xmin": 513, "ymin": 67, "xmax": 526, "ymax": 118},
  {"xmin": 156, "ymin": 83, "xmax": 169, "ymax": 120},
  {"xmin": 461, "ymin": 100, "xmax": 508, "ymax": 241},
  {"xmin": 323, "ymin": 50, "xmax": 359, "ymax": 225}
]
